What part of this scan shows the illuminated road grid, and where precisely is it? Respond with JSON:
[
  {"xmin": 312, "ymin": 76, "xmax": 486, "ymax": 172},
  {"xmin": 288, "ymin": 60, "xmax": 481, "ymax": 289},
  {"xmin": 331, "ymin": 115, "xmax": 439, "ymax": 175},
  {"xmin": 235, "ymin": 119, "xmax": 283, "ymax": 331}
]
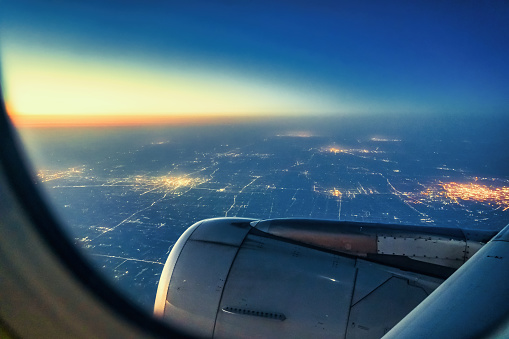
[{"xmin": 36, "ymin": 132, "xmax": 509, "ymax": 310}]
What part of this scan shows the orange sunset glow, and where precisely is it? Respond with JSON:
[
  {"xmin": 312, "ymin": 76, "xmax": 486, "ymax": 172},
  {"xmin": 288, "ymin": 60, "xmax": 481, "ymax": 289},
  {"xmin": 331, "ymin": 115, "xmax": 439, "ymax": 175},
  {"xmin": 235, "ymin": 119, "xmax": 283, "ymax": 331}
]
[{"xmin": 7, "ymin": 113, "xmax": 267, "ymax": 127}]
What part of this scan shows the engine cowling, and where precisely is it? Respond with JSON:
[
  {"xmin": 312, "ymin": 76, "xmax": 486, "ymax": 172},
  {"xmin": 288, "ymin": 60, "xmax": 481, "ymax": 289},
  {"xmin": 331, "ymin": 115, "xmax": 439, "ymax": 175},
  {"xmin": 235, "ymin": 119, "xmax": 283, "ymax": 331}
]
[{"xmin": 154, "ymin": 218, "xmax": 494, "ymax": 338}]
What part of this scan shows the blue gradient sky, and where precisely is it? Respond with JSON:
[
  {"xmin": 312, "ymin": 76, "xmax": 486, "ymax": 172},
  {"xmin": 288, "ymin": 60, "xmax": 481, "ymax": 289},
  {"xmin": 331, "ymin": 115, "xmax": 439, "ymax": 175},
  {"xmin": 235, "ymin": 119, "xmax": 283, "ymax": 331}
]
[{"xmin": 1, "ymin": 1, "xmax": 508, "ymax": 122}]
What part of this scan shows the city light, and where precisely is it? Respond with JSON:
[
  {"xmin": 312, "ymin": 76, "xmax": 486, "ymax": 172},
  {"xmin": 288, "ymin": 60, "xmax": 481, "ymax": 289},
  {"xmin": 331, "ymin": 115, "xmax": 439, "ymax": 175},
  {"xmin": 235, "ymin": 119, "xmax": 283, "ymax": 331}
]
[
  {"xmin": 131, "ymin": 175, "xmax": 207, "ymax": 193},
  {"xmin": 330, "ymin": 188, "xmax": 342, "ymax": 197},
  {"xmin": 37, "ymin": 167, "xmax": 84, "ymax": 182},
  {"xmin": 325, "ymin": 146, "xmax": 380, "ymax": 155},
  {"xmin": 423, "ymin": 182, "xmax": 509, "ymax": 211},
  {"xmin": 370, "ymin": 137, "xmax": 401, "ymax": 142},
  {"xmin": 37, "ymin": 169, "xmax": 207, "ymax": 194},
  {"xmin": 277, "ymin": 131, "xmax": 315, "ymax": 138}
]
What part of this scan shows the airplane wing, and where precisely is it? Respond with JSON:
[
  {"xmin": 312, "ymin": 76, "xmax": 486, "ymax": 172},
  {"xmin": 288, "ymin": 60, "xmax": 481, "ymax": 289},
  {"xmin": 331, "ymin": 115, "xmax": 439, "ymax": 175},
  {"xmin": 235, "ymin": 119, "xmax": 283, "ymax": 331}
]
[
  {"xmin": 154, "ymin": 217, "xmax": 508, "ymax": 338},
  {"xmin": 383, "ymin": 223, "xmax": 509, "ymax": 338}
]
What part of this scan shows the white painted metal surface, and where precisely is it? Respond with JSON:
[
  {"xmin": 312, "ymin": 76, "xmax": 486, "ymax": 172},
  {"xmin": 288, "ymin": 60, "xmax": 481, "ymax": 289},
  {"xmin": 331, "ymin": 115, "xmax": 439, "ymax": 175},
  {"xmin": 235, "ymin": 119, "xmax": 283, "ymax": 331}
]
[
  {"xmin": 383, "ymin": 224, "xmax": 509, "ymax": 339},
  {"xmin": 377, "ymin": 235, "xmax": 467, "ymax": 268}
]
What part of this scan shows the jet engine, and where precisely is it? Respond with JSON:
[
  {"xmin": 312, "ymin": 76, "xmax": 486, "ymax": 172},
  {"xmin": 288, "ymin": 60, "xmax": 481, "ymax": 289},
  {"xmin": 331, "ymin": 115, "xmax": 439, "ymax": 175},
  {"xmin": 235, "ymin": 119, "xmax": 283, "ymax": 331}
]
[{"xmin": 154, "ymin": 218, "xmax": 495, "ymax": 338}]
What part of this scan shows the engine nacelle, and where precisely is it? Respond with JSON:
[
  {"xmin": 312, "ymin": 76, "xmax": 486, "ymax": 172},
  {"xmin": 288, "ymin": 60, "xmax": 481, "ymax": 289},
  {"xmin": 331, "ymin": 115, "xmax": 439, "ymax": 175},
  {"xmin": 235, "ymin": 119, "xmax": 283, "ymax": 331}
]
[{"xmin": 154, "ymin": 218, "xmax": 494, "ymax": 338}]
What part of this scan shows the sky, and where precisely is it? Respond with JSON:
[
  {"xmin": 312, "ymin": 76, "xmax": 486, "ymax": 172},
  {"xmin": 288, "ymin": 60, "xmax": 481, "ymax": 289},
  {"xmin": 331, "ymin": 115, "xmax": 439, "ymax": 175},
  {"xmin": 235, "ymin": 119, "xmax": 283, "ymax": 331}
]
[{"xmin": 1, "ymin": 0, "xmax": 508, "ymax": 126}]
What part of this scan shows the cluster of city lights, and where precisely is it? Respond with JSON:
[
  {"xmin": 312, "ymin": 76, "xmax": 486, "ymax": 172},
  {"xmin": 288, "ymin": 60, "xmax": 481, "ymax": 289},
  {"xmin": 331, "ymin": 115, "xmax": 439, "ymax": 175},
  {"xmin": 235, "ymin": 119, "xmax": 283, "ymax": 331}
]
[
  {"xmin": 323, "ymin": 185, "xmax": 377, "ymax": 199},
  {"xmin": 423, "ymin": 182, "xmax": 509, "ymax": 211},
  {"xmin": 325, "ymin": 146, "xmax": 380, "ymax": 155},
  {"xmin": 329, "ymin": 188, "xmax": 342, "ymax": 197},
  {"xmin": 370, "ymin": 137, "xmax": 401, "ymax": 142},
  {"xmin": 277, "ymin": 131, "xmax": 314, "ymax": 138},
  {"xmin": 37, "ymin": 169, "xmax": 206, "ymax": 194},
  {"xmin": 219, "ymin": 151, "xmax": 271, "ymax": 159},
  {"xmin": 37, "ymin": 167, "xmax": 83, "ymax": 182},
  {"xmin": 131, "ymin": 174, "xmax": 207, "ymax": 192}
]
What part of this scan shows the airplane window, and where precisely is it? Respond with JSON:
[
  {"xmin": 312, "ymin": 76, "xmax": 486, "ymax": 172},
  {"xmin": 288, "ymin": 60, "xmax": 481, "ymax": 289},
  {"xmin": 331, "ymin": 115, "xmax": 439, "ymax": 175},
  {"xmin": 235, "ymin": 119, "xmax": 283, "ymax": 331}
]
[{"xmin": 1, "ymin": 0, "xmax": 508, "ymax": 329}]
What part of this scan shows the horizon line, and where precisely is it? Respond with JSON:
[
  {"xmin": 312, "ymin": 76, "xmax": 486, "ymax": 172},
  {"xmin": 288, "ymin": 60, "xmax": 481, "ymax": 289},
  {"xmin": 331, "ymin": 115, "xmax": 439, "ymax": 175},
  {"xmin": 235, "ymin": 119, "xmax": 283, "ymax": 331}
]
[
  {"xmin": 7, "ymin": 113, "xmax": 297, "ymax": 128},
  {"xmin": 7, "ymin": 111, "xmax": 503, "ymax": 128}
]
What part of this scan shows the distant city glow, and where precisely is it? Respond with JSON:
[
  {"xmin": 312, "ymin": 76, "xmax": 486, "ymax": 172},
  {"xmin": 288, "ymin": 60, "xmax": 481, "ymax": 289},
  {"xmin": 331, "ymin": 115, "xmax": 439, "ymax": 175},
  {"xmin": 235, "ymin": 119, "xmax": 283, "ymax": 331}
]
[
  {"xmin": 133, "ymin": 175, "xmax": 207, "ymax": 193},
  {"xmin": 330, "ymin": 188, "xmax": 342, "ymax": 197},
  {"xmin": 37, "ymin": 168, "xmax": 206, "ymax": 195},
  {"xmin": 276, "ymin": 131, "xmax": 315, "ymax": 138},
  {"xmin": 37, "ymin": 167, "xmax": 84, "ymax": 182},
  {"xmin": 423, "ymin": 182, "xmax": 509, "ymax": 211},
  {"xmin": 318, "ymin": 185, "xmax": 377, "ymax": 199},
  {"xmin": 371, "ymin": 137, "xmax": 401, "ymax": 142},
  {"xmin": 325, "ymin": 146, "xmax": 380, "ymax": 155}
]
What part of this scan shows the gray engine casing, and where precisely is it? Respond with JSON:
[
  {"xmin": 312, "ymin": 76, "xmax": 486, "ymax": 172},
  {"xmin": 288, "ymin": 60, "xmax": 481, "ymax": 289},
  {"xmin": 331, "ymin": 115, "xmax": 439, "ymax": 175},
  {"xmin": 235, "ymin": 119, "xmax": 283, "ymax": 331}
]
[{"xmin": 154, "ymin": 218, "xmax": 455, "ymax": 338}]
